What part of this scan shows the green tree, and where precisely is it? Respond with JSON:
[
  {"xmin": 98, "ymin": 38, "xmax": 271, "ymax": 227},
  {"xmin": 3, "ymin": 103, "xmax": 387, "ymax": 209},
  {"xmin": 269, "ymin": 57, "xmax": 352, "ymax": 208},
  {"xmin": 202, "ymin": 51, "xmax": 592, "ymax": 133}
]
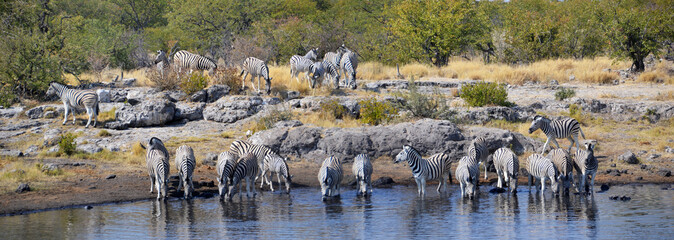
[{"xmin": 501, "ymin": 0, "xmax": 563, "ymax": 63}]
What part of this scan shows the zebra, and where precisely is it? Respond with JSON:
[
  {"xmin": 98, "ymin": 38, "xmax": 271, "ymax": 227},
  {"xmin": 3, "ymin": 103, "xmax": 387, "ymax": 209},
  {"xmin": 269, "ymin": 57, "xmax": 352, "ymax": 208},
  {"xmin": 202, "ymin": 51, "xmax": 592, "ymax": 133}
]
[
  {"xmin": 321, "ymin": 60, "xmax": 341, "ymax": 88},
  {"xmin": 228, "ymin": 152, "xmax": 260, "ymax": 201},
  {"xmin": 339, "ymin": 51, "xmax": 358, "ymax": 89},
  {"xmin": 308, "ymin": 61, "xmax": 325, "ymax": 89},
  {"xmin": 229, "ymin": 140, "xmax": 279, "ymax": 186},
  {"xmin": 573, "ymin": 140, "xmax": 597, "ymax": 194},
  {"xmin": 290, "ymin": 54, "xmax": 318, "ymax": 87},
  {"xmin": 240, "ymin": 57, "xmax": 272, "ymax": 94},
  {"xmin": 172, "ymin": 50, "xmax": 217, "ymax": 75},
  {"xmin": 526, "ymin": 154, "xmax": 559, "ymax": 195},
  {"xmin": 46, "ymin": 82, "xmax": 99, "ymax": 128},
  {"xmin": 456, "ymin": 156, "xmax": 479, "ymax": 199},
  {"xmin": 394, "ymin": 145, "xmax": 452, "ymax": 197},
  {"xmin": 529, "ymin": 115, "xmax": 586, "ymax": 154},
  {"xmin": 492, "ymin": 147, "xmax": 519, "ymax": 193},
  {"xmin": 140, "ymin": 137, "xmax": 170, "ymax": 200},
  {"xmin": 216, "ymin": 151, "xmax": 238, "ymax": 199},
  {"xmin": 303, "ymin": 47, "xmax": 319, "ymax": 61},
  {"xmin": 154, "ymin": 50, "xmax": 170, "ymax": 76},
  {"xmin": 547, "ymin": 148, "xmax": 573, "ymax": 194},
  {"xmin": 260, "ymin": 153, "xmax": 292, "ymax": 193},
  {"xmin": 468, "ymin": 137, "xmax": 490, "ymax": 180},
  {"xmin": 324, "ymin": 51, "xmax": 343, "ymax": 72},
  {"xmin": 352, "ymin": 154, "xmax": 373, "ymax": 196},
  {"xmin": 318, "ymin": 156, "xmax": 342, "ymax": 201},
  {"xmin": 175, "ymin": 145, "xmax": 196, "ymax": 199}
]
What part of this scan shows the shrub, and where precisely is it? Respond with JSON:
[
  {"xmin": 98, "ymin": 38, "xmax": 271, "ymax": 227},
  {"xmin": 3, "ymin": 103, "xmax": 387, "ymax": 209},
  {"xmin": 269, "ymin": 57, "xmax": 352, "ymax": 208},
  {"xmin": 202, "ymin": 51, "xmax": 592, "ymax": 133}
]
[
  {"xmin": 460, "ymin": 81, "xmax": 512, "ymax": 107},
  {"xmin": 393, "ymin": 78, "xmax": 453, "ymax": 119},
  {"xmin": 251, "ymin": 107, "xmax": 294, "ymax": 132},
  {"xmin": 211, "ymin": 67, "xmax": 242, "ymax": 94},
  {"xmin": 554, "ymin": 88, "xmax": 576, "ymax": 101},
  {"xmin": 180, "ymin": 72, "xmax": 208, "ymax": 95},
  {"xmin": 58, "ymin": 133, "xmax": 77, "ymax": 156},
  {"xmin": 320, "ymin": 99, "xmax": 348, "ymax": 119},
  {"xmin": 359, "ymin": 98, "xmax": 398, "ymax": 125},
  {"xmin": 147, "ymin": 69, "xmax": 179, "ymax": 91},
  {"xmin": 0, "ymin": 85, "xmax": 16, "ymax": 108}
]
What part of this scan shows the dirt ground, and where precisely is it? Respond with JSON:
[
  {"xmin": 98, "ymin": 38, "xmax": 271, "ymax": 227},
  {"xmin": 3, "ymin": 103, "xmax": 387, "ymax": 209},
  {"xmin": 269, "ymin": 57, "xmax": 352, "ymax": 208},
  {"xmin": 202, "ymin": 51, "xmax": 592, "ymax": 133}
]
[{"xmin": 1, "ymin": 157, "xmax": 671, "ymax": 216}]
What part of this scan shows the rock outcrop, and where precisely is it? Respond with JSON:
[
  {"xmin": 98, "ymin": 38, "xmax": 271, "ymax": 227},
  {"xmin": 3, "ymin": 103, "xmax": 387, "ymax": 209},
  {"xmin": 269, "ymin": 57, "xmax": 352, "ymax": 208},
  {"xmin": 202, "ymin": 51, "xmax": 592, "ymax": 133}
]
[
  {"xmin": 104, "ymin": 94, "xmax": 175, "ymax": 130},
  {"xmin": 203, "ymin": 96, "xmax": 266, "ymax": 123}
]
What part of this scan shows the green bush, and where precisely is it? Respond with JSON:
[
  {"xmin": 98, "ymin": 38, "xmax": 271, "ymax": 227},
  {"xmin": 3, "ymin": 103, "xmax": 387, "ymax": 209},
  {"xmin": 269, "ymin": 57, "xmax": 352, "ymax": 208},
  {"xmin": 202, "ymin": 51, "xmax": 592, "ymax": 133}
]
[
  {"xmin": 555, "ymin": 88, "xmax": 576, "ymax": 101},
  {"xmin": 180, "ymin": 72, "xmax": 209, "ymax": 95},
  {"xmin": 252, "ymin": 107, "xmax": 294, "ymax": 132},
  {"xmin": 393, "ymin": 78, "xmax": 453, "ymax": 119},
  {"xmin": 320, "ymin": 99, "xmax": 348, "ymax": 119},
  {"xmin": 0, "ymin": 85, "xmax": 16, "ymax": 108},
  {"xmin": 58, "ymin": 133, "xmax": 77, "ymax": 156},
  {"xmin": 460, "ymin": 81, "xmax": 512, "ymax": 107},
  {"xmin": 359, "ymin": 98, "xmax": 398, "ymax": 125}
]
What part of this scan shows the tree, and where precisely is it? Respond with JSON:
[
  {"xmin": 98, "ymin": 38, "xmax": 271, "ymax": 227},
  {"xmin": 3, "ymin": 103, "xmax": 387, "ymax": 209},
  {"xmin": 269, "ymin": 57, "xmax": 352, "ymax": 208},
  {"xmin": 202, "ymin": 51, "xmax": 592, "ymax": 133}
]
[
  {"xmin": 501, "ymin": 0, "xmax": 563, "ymax": 63},
  {"xmin": 111, "ymin": 0, "xmax": 168, "ymax": 31}
]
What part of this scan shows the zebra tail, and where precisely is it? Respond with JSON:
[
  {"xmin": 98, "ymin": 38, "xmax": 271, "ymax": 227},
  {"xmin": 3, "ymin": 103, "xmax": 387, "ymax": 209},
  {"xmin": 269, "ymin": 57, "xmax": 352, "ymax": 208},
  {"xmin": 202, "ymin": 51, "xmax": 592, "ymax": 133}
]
[
  {"xmin": 239, "ymin": 69, "xmax": 245, "ymax": 77},
  {"xmin": 95, "ymin": 102, "xmax": 100, "ymax": 116},
  {"xmin": 579, "ymin": 127, "xmax": 586, "ymax": 139}
]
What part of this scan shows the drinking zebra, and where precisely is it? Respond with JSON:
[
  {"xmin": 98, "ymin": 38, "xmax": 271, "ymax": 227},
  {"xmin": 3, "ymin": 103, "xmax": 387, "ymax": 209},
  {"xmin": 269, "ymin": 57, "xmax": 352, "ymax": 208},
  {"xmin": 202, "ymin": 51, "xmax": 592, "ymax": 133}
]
[
  {"xmin": 526, "ymin": 154, "xmax": 559, "ymax": 195},
  {"xmin": 46, "ymin": 82, "xmax": 99, "ymax": 128},
  {"xmin": 321, "ymin": 60, "xmax": 341, "ymax": 88},
  {"xmin": 468, "ymin": 137, "xmax": 489, "ymax": 180},
  {"xmin": 318, "ymin": 156, "xmax": 343, "ymax": 200},
  {"xmin": 456, "ymin": 156, "xmax": 479, "ymax": 199},
  {"xmin": 573, "ymin": 140, "xmax": 597, "ymax": 194},
  {"xmin": 528, "ymin": 115, "xmax": 586, "ymax": 154},
  {"xmin": 175, "ymin": 145, "xmax": 196, "ymax": 199},
  {"xmin": 216, "ymin": 151, "xmax": 238, "ymax": 199},
  {"xmin": 352, "ymin": 154, "xmax": 373, "ymax": 196},
  {"xmin": 339, "ymin": 51, "xmax": 358, "ymax": 89},
  {"xmin": 240, "ymin": 57, "xmax": 272, "ymax": 94},
  {"xmin": 173, "ymin": 50, "xmax": 217, "ymax": 75},
  {"xmin": 492, "ymin": 147, "xmax": 519, "ymax": 193},
  {"xmin": 228, "ymin": 152, "xmax": 260, "ymax": 200},
  {"xmin": 547, "ymin": 148, "xmax": 573, "ymax": 194},
  {"xmin": 260, "ymin": 153, "xmax": 292, "ymax": 193},
  {"xmin": 229, "ymin": 140, "xmax": 279, "ymax": 185},
  {"xmin": 394, "ymin": 145, "xmax": 451, "ymax": 197},
  {"xmin": 140, "ymin": 137, "xmax": 170, "ymax": 200}
]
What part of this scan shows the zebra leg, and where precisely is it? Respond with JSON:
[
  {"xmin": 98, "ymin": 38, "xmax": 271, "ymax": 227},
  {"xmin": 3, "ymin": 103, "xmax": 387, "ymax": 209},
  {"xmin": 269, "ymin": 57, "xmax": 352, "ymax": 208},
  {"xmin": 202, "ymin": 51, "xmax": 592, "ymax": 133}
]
[
  {"xmin": 150, "ymin": 175, "xmax": 155, "ymax": 193},
  {"xmin": 71, "ymin": 107, "xmax": 77, "ymax": 125},
  {"xmin": 483, "ymin": 162, "xmax": 488, "ymax": 180},
  {"xmin": 420, "ymin": 178, "xmax": 427, "ymax": 197},
  {"xmin": 241, "ymin": 72, "xmax": 249, "ymax": 91},
  {"xmin": 62, "ymin": 105, "xmax": 69, "ymax": 125},
  {"xmin": 155, "ymin": 173, "xmax": 162, "ymax": 200},
  {"xmin": 276, "ymin": 172, "xmax": 282, "ymax": 193},
  {"xmin": 528, "ymin": 174, "xmax": 533, "ymax": 190},
  {"xmin": 85, "ymin": 107, "xmax": 92, "ymax": 128},
  {"xmin": 415, "ymin": 178, "xmax": 422, "ymax": 196},
  {"xmin": 551, "ymin": 138, "xmax": 561, "ymax": 150},
  {"xmin": 541, "ymin": 138, "xmax": 551, "ymax": 154},
  {"xmin": 177, "ymin": 172, "xmax": 183, "ymax": 193},
  {"xmin": 589, "ymin": 172, "xmax": 596, "ymax": 194},
  {"xmin": 259, "ymin": 168, "xmax": 267, "ymax": 189},
  {"xmin": 540, "ymin": 177, "xmax": 546, "ymax": 194},
  {"xmin": 496, "ymin": 168, "xmax": 503, "ymax": 188}
]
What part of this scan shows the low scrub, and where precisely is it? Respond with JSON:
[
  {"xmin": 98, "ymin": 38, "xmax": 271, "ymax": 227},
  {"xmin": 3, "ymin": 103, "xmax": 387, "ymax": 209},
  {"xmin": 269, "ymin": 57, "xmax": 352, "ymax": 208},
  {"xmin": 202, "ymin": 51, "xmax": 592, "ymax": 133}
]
[
  {"xmin": 211, "ymin": 67, "xmax": 242, "ymax": 94},
  {"xmin": 555, "ymin": 88, "xmax": 576, "ymax": 101},
  {"xmin": 320, "ymin": 99, "xmax": 348, "ymax": 120},
  {"xmin": 180, "ymin": 72, "xmax": 208, "ymax": 95},
  {"xmin": 394, "ymin": 78, "xmax": 454, "ymax": 119},
  {"xmin": 460, "ymin": 81, "xmax": 512, "ymax": 107},
  {"xmin": 147, "ymin": 69, "xmax": 179, "ymax": 91},
  {"xmin": 58, "ymin": 133, "xmax": 77, "ymax": 156},
  {"xmin": 251, "ymin": 106, "xmax": 294, "ymax": 133},
  {"xmin": 359, "ymin": 98, "xmax": 398, "ymax": 125}
]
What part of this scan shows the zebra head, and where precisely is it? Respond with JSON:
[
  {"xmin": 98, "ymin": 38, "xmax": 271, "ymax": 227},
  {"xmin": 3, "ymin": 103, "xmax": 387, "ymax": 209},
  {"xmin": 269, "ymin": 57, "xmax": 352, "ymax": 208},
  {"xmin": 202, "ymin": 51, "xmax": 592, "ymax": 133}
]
[
  {"xmin": 155, "ymin": 50, "xmax": 168, "ymax": 64},
  {"xmin": 583, "ymin": 140, "xmax": 596, "ymax": 151},
  {"xmin": 550, "ymin": 164, "xmax": 560, "ymax": 195},
  {"xmin": 265, "ymin": 76, "xmax": 272, "ymax": 95},
  {"xmin": 305, "ymin": 48, "xmax": 318, "ymax": 61},
  {"xmin": 528, "ymin": 115, "xmax": 548, "ymax": 134},
  {"xmin": 395, "ymin": 145, "xmax": 414, "ymax": 164},
  {"xmin": 148, "ymin": 137, "xmax": 164, "ymax": 149},
  {"xmin": 45, "ymin": 82, "xmax": 58, "ymax": 97}
]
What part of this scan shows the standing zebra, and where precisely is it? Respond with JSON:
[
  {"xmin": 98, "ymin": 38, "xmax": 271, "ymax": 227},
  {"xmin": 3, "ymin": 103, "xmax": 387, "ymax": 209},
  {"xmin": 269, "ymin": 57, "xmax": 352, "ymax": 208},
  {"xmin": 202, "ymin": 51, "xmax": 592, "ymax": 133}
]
[
  {"xmin": 547, "ymin": 148, "xmax": 573, "ymax": 194},
  {"xmin": 339, "ymin": 51, "xmax": 358, "ymax": 89},
  {"xmin": 321, "ymin": 60, "xmax": 341, "ymax": 88},
  {"xmin": 526, "ymin": 154, "xmax": 559, "ymax": 195},
  {"xmin": 240, "ymin": 57, "xmax": 272, "ymax": 94},
  {"xmin": 46, "ymin": 82, "xmax": 99, "ymax": 128},
  {"xmin": 155, "ymin": 50, "xmax": 170, "ymax": 76},
  {"xmin": 140, "ymin": 137, "xmax": 170, "ymax": 200},
  {"xmin": 456, "ymin": 156, "xmax": 479, "ymax": 199},
  {"xmin": 172, "ymin": 50, "xmax": 217, "ymax": 75},
  {"xmin": 394, "ymin": 145, "xmax": 452, "ymax": 197},
  {"xmin": 216, "ymin": 151, "xmax": 238, "ymax": 199},
  {"xmin": 468, "ymin": 137, "xmax": 490, "ymax": 180},
  {"xmin": 228, "ymin": 152, "xmax": 260, "ymax": 201},
  {"xmin": 175, "ymin": 145, "xmax": 196, "ymax": 199},
  {"xmin": 260, "ymin": 153, "xmax": 292, "ymax": 193},
  {"xmin": 290, "ymin": 54, "xmax": 318, "ymax": 87},
  {"xmin": 492, "ymin": 147, "xmax": 519, "ymax": 193},
  {"xmin": 573, "ymin": 141, "xmax": 597, "ymax": 194},
  {"xmin": 529, "ymin": 115, "xmax": 586, "ymax": 154},
  {"xmin": 229, "ymin": 140, "xmax": 279, "ymax": 185},
  {"xmin": 318, "ymin": 156, "xmax": 343, "ymax": 200},
  {"xmin": 352, "ymin": 154, "xmax": 373, "ymax": 196}
]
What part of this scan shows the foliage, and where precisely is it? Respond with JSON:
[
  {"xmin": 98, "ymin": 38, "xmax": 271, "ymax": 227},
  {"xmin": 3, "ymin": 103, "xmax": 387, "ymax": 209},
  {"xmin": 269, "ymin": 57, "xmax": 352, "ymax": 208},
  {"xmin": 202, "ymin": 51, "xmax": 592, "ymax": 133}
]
[
  {"xmin": 460, "ymin": 81, "xmax": 512, "ymax": 107},
  {"xmin": 147, "ymin": 69, "xmax": 179, "ymax": 91},
  {"xmin": 211, "ymin": 67, "xmax": 242, "ymax": 94},
  {"xmin": 0, "ymin": 85, "xmax": 16, "ymax": 108},
  {"xmin": 320, "ymin": 99, "xmax": 348, "ymax": 120},
  {"xmin": 252, "ymin": 106, "xmax": 294, "ymax": 133},
  {"xmin": 394, "ymin": 78, "xmax": 453, "ymax": 119},
  {"xmin": 180, "ymin": 72, "xmax": 208, "ymax": 95},
  {"xmin": 359, "ymin": 98, "xmax": 398, "ymax": 125},
  {"xmin": 58, "ymin": 133, "xmax": 77, "ymax": 156},
  {"xmin": 554, "ymin": 88, "xmax": 576, "ymax": 101}
]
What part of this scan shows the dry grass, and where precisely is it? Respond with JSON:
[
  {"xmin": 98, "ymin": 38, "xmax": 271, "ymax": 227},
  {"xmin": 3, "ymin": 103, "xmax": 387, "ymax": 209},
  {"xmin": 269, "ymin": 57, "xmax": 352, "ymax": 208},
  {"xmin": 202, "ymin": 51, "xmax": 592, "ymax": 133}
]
[
  {"xmin": 0, "ymin": 160, "xmax": 70, "ymax": 193},
  {"xmin": 268, "ymin": 65, "xmax": 313, "ymax": 95},
  {"xmin": 295, "ymin": 110, "xmax": 363, "ymax": 128},
  {"xmin": 358, "ymin": 62, "xmax": 397, "ymax": 80},
  {"xmin": 652, "ymin": 90, "xmax": 674, "ymax": 101},
  {"xmin": 65, "ymin": 68, "xmax": 153, "ymax": 86}
]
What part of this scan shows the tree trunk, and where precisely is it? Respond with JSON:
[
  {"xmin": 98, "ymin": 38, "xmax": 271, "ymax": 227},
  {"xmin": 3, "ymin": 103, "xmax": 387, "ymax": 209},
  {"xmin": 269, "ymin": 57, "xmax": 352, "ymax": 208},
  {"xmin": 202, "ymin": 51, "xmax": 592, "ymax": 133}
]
[{"xmin": 631, "ymin": 58, "xmax": 645, "ymax": 72}]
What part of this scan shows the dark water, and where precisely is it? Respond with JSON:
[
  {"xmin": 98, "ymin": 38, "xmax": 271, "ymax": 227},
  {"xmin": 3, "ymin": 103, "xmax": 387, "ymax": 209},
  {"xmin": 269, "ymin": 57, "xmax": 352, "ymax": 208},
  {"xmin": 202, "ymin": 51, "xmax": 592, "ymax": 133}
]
[{"xmin": 1, "ymin": 184, "xmax": 672, "ymax": 239}]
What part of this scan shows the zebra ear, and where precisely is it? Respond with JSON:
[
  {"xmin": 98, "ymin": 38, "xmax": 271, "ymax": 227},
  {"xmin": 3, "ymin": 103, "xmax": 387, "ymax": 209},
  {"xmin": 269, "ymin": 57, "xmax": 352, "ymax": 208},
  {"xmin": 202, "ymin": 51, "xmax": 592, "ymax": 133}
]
[{"xmin": 139, "ymin": 143, "xmax": 146, "ymax": 150}]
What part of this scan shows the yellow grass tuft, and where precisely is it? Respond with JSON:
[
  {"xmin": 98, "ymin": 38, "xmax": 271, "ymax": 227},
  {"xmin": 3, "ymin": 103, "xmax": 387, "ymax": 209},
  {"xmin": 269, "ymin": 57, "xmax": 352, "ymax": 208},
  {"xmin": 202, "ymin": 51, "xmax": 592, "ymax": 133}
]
[
  {"xmin": 268, "ymin": 65, "xmax": 313, "ymax": 95},
  {"xmin": 296, "ymin": 111, "xmax": 362, "ymax": 128}
]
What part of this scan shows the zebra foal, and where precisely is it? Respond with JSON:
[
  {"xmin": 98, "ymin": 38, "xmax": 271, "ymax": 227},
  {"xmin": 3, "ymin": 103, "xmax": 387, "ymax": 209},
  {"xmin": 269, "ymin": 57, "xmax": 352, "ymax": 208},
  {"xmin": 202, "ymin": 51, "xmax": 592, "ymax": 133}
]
[
  {"xmin": 261, "ymin": 153, "xmax": 292, "ymax": 193},
  {"xmin": 527, "ymin": 154, "xmax": 559, "ymax": 195},
  {"xmin": 46, "ymin": 82, "xmax": 99, "ymax": 128},
  {"xmin": 290, "ymin": 48, "xmax": 319, "ymax": 87},
  {"xmin": 318, "ymin": 156, "xmax": 342, "ymax": 200},
  {"xmin": 395, "ymin": 145, "xmax": 451, "ymax": 197},
  {"xmin": 529, "ymin": 115, "xmax": 586, "ymax": 154},
  {"xmin": 228, "ymin": 152, "xmax": 259, "ymax": 201},
  {"xmin": 175, "ymin": 145, "xmax": 196, "ymax": 199},
  {"xmin": 216, "ymin": 151, "xmax": 238, "ymax": 199},
  {"xmin": 140, "ymin": 137, "xmax": 170, "ymax": 200},
  {"xmin": 574, "ymin": 140, "xmax": 597, "ymax": 194},
  {"xmin": 240, "ymin": 57, "xmax": 272, "ymax": 94},
  {"xmin": 352, "ymin": 154, "xmax": 373, "ymax": 196},
  {"xmin": 492, "ymin": 147, "xmax": 519, "ymax": 193}
]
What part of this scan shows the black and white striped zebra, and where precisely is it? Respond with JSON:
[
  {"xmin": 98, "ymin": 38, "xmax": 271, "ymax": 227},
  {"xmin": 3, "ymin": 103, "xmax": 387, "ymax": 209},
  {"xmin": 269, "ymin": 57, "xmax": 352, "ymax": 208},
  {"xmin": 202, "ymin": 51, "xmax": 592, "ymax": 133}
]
[
  {"xmin": 468, "ymin": 137, "xmax": 489, "ymax": 180},
  {"xmin": 46, "ymin": 82, "xmax": 99, "ymax": 128},
  {"xmin": 216, "ymin": 151, "xmax": 238, "ymax": 199},
  {"xmin": 173, "ymin": 50, "xmax": 217, "ymax": 75},
  {"xmin": 240, "ymin": 57, "xmax": 272, "ymax": 94},
  {"xmin": 140, "ymin": 137, "xmax": 170, "ymax": 200},
  {"xmin": 394, "ymin": 145, "xmax": 452, "ymax": 197},
  {"xmin": 229, "ymin": 140, "xmax": 278, "ymax": 185},
  {"xmin": 492, "ymin": 147, "xmax": 519, "ymax": 193},
  {"xmin": 573, "ymin": 141, "xmax": 597, "ymax": 194},
  {"xmin": 175, "ymin": 145, "xmax": 196, "ymax": 199},
  {"xmin": 321, "ymin": 60, "xmax": 341, "ymax": 88},
  {"xmin": 290, "ymin": 54, "xmax": 318, "ymax": 86},
  {"xmin": 529, "ymin": 115, "xmax": 586, "ymax": 154},
  {"xmin": 154, "ymin": 50, "xmax": 170, "ymax": 76},
  {"xmin": 308, "ymin": 61, "xmax": 325, "ymax": 89},
  {"xmin": 339, "ymin": 51, "xmax": 358, "ymax": 89},
  {"xmin": 526, "ymin": 154, "xmax": 559, "ymax": 195},
  {"xmin": 228, "ymin": 152, "xmax": 260, "ymax": 200},
  {"xmin": 352, "ymin": 154, "xmax": 373, "ymax": 196},
  {"xmin": 324, "ymin": 51, "xmax": 343, "ymax": 71},
  {"xmin": 260, "ymin": 153, "xmax": 292, "ymax": 193},
  {"xmin": 456, "ymin": 156, "xmax": 479, "ymax": 198},
  {"xmin": 318, "ymin": 156, "xmax": 342, "ymax": 200},
  {"xmin": 303, "ymin": 47, "xmax": 318, "ymax": 61},
  {"xmin": 547, "ymin": 148, "xmax": 573, "ymax": 194}
]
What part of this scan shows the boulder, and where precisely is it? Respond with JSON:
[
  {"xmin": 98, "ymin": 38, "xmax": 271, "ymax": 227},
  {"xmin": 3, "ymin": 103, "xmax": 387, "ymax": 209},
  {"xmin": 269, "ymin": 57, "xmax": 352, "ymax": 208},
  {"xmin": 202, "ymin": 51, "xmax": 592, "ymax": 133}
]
[
  {"xmin": 106, "ymin": 174, "xmax": 116, "ymax": 179},
  {"xmin": 0, "ymin": 149, "xmax": 23, "ymax": 157},
  {"xmin": 657, "ymin": 169, "xmax": 671, "ymax": 177},
  {"xmin": 122, "ymin": 78, "xmax": 136, "ymax": 86},
  {"xmin": 109, "ymin": 89, "xmax": 128, "ymax": 102},
  {"xmin": 174, "ymin": 102, "xmax": 206, "ymax": 121},
  {"xmin": 77, "ymin": 144, "xmax": 103, "ymax": 154},
  {"xmin": 190, "ymin": 90, "xmax": 207, "ymax": 102},
  {"xmin": 96, "ymin": 89, "xmax": 111, "ymax": 103},
  {"xmin": 206, "ymin": 84, "xmax": 230, "ymax": 103},
  {"xmin": 203, "ymin": 96, "xmax": 264, "ymax": 123},
  {"xmin": 287, "ymin": 91, "xmax": 300, "ymax": 100},
  {"xmin": 104, "ymin": 97, "xmax": 175, "ymax": 130},
  {"xmin": 166, "ymin": 90, "xmax": 187, "ymax": 102},
  {"xmin": 0, "ymin": 107, "xmax": 24, "ymax": 118},
  {"xmin": 618, "ymin": 151, "xmax": 639, "ymax": 164},
  {"xmin": 16, "ymin": 183, "xmax": 30, "ymax": 193},
  {"xmin": 25, "ymin": 105, "xmax": 64, "ymax": 119},
  {"xmin": 372, "ymin": 176, "xmax": 395, "ymax": 187},
  {"xmin": 455, "ymin": 106, "xmax": 535, "ymax": 124},
  {"xmin": 43, "ymin": 128, "xmax": 63, "ymax": 146},
  {"xmin": 274, "ymin": 120, "xmax": 303, "ymax": 129},
  {"xmin": 202, "ymin": 153, "xmax": 218, "ymax": 166}
]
